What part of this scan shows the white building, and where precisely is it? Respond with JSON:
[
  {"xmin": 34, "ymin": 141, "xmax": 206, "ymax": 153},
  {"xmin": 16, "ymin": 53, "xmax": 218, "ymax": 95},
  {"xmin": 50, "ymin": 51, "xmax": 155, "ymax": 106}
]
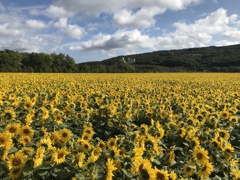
[{"xmin": 119, "ymin": 57, "xmax": 135, "ymax": 64}]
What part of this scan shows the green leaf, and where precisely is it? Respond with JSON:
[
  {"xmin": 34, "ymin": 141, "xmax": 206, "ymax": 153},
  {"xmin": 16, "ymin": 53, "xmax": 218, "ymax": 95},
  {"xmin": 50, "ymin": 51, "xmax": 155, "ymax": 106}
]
[
  {"xmin": 122, "ymin": 168, "xmax": 133, "ymax": 178},
  {"xmin": 23, "ymin": 165, "xmax": 34, "ymax": 176},
  {"xmin": 9, "ymin": 147, "xmax": 18, "ymax": 153}
]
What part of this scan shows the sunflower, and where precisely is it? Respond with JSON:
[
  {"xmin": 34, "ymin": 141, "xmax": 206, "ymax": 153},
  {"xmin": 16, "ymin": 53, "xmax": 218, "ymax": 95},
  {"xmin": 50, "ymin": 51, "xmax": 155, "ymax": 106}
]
[
  {"xmin": 4, "ymin": 108, "xmax": 16, "ymax": 121},
  {"xmin": 18, "ymin": 147, "xmax": 34, "ymax": 157},
  {"xmin": 229, "ymin": 115, "xmax": 239, "ymax": 124},
  {"xmin": 54, "ymin": 114, "xmax": 63, "ymax": 125},
  {"xmin": 223, "ymin": 143, "xmax": 235, "ymax": 153},
  {"xmin": 36, "ymin": 137, "xmax": 52, "ymax": 148},
  {"xmin": 8, "ymin": 167, "xmax": 23, "ymax": 180},
  {"xmin": 49, "ymin": 131, "xmax": 59, "ymax": 144},
  {"xmin": 77, "ymin": 152, "xmax": 86, "ymax": 168},
  {"xmin": 220, "ymin": 110, "xmax": 230, "ymax": 120},
  {"xmin": 150, "ymin": 167, "xmax": 169, "ymax": 180},
  {"xmin": 97, "ymin": 140, "xmax": 106, "ymax": 149},
  {"xmin": 192, "ymin": 147, "xmax": 209, "ymax": 164},
  {"xmin": 52, "ymin": 148, "xmax": 69, "ymax": 164},
  {"xmin": 197, "ymin": 161, "xmax": 214, "ymax": 177},
  {"xmin": 183, "ymin": 161, "xmax": 196, "ymax": 177},
  {"xmin": 92, "ymin": 147, "xmax": 102, "ymax": 158},
  {"xmin": 5, "ymin": 123, "xmax": 20, "ymax": 137},
  {"xmin": 216, "ymin": 128, "xmax": 230, "ymax": 141},
  {"xmin": 169, "ymin": 171, "xmax": 178, "ymax": 180},
  {"xmin": 8, "ymin": 93, "xmax": 16, "ymax": 100},
  {"xmin": 80, "ymin": 140, "xmax": 92, "ymax": 152},
  {"xmin": 18, "ymin": 136, "xmax": 31, "ymax": 146},
  {"xmin": 7, "ymin": 151, "xmax": 27, "ymax": 170},
  {"xmin": 210, "ymin": 137, "xmax": 221, "ymax": 149},
  {"xmin": 33, "ymin": 146, "xmax": 45, "ymax": 168},
  {"xmin": 106, "ymin": 158, "xmax": 117, "ymax": 180},
  {"xmin": 24, "ymin": 100, "xmax": 33, "ymax": 110},
  {"xmin": 58, "ymin": 128, "xmax": 72, "ymax": 143},
  {"xmin": 0, "ymin": 132, "xmax": 12, "ymax": 147},
  {"xmin": 25, "ymin": 114, "xmax": 33, "ymax": 125},
  {"xmin": 19, "ymin": 125, "xmax": 34, "ymax": 137},
  {"xmin": 81, "ymin": 132, "xmax": 92, "ymax": 141},
  {"xmin": 107, "ymin": 137, "xmax": 119, "ymax": 150}
]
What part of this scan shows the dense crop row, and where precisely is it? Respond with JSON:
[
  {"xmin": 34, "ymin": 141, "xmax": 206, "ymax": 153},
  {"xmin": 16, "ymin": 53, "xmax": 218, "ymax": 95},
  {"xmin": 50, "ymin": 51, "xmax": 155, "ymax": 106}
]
[{"xmin": 0, "ymin": 73, "xmax": 239, "ymax": 180}]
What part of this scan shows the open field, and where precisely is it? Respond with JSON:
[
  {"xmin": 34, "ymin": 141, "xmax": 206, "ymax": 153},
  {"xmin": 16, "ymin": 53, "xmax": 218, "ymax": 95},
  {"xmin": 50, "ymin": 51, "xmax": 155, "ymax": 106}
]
[{"xmin": 0, "ymin": 73, "xmax": 240, "ymax": 180}]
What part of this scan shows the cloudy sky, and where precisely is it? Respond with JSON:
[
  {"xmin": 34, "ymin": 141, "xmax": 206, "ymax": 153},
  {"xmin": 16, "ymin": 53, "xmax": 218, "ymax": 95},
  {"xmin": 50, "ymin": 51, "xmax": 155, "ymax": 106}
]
[{"xmin": 0, "ymin": 0, "xmax": 239, "ymax": 63}]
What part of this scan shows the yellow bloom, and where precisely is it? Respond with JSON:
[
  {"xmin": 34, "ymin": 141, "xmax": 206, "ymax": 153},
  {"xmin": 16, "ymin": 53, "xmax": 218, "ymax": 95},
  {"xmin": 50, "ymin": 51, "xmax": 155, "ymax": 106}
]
[
  {"xmin": 8, "ymin": 167, "xmax": 23, "ymax": 180},
  {"xmin": 7, "ymin": 151, "xmax": 27, "ymax": 170},
  {"xmin": 0, "ymin": 132, "xmax": 12, "ymax": 147},
  {"xmin": 197, "ymin": 161, "xmax": 214, "ymax": 177},
  {"xmin": 18, "ymin": 136, "xmax": 31, "ymax": 146},
  {"xmin": 58, "ymin": 128, "xmax": 72, "ymax": 143},
  {"xmin": 52, "ymin": 148, "xmax": 69, "ymax": 164},
  {"xmin": 77, "ymin": 152, "xmax": 86, "ymax": 167},
  {"xmin": 150, "ymin": 167, "xmax": 169, "ymax": 180},
  {"xmin": 5, "ymin": 123, "xmax": 20, "ymax": 137},
  {"xmin": 79, "ymin": 140, "xmax": 92, "ymax": 152},
  {"xmin": 169, "ymin": 170, "xmax": 178, "ymax": 180},
  {"xmin": 19, "ymin": 125, "xmax": 34, "ymax": 137},
  {"xmin": 106, "ymin": 158, "xmax": 117, "ymax": 180},
  {"xmin": 107, "ymin": 137, "xmax": 118, "ymax": 150},
  {"xmin": 4, "ymin": 108, "xmax": 16, "ymax": 121},
  {"xmin": 33, "ymin": 146, "xmax": 45, "ymax": 168},
  {"xmin": 192, "ymin": 147, "xmax": 209, "ymax": 164},
  {"xmin": 183, "ymin": 160, "xmax": 196, "ymax": 177}
]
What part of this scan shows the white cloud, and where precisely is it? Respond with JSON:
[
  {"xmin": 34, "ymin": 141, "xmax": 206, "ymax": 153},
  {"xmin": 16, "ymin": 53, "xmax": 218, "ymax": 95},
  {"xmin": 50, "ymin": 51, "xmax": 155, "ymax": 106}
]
[
  {"xmin": 113, "ymin": 7, "xmax": 164, "ymax": 28},
  {"xmin": 54, "ymin": 17, "xmax": 86, "ymax": 39},
  {"xmin": 68, "ymin": 8, "xmax": 240, "ymax": 55},
  {"xmin": 25, "ymin": 19, "xmax": 47, "ymax": 29},
  {"xmin": 68, "ymin": 29, "xmax": 153, "ymax": 52},
  {"xmin": 223, "ymin": 30, "xmax": 240, "ymax": 39},
  {"xmin": 45, "ymin": 5, "xmax": 71, "ymax": 18},
  {"xmin": 51, "ymin": 0, "xmax": 201, "ymax": 30},
  {"xmin": 0, "ymin": 23, "xmax": 21, "ymax": 36}
]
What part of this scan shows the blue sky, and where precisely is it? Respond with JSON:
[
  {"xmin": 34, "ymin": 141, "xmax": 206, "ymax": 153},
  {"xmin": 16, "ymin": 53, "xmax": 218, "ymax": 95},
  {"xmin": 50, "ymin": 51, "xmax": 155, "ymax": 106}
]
[{"xmin": 0, "ymin": 0, "xmax": 239, "ymax": 63}]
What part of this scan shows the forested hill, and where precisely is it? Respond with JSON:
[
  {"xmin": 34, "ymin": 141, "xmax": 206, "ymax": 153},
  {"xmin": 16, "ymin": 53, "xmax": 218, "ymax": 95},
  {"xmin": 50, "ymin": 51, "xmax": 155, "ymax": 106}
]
[
  {"xmin": 1, "ymin": 44, "xmax": 240, "ymax": 72},
  {"xmin": 77, "ymin": 44, "xmax": 240, "ymax": 72}
]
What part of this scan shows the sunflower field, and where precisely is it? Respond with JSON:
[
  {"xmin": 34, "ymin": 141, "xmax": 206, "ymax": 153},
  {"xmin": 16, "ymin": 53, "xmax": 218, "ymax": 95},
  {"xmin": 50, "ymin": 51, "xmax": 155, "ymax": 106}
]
[{"xmin": 0, "ymin": 73, "xmax": 239, "ymax": 180}]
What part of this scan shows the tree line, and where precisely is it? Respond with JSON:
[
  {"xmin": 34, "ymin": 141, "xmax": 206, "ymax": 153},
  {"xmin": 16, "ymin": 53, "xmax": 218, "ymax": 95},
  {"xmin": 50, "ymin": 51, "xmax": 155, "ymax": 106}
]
[{"xmin": 1, "ymin": 44, "xmax": 240, "ymax": 73}]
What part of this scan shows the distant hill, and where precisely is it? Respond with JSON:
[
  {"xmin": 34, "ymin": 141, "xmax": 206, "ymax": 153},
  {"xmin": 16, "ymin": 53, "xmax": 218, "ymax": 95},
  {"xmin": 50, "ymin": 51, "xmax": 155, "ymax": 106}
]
[
  {"xmin": 1, "ymin": 44, "xmax": 240, "ymax": 72},
  {"xmin": 76, "ymin": 44, "xmax": 240, "ymax": 72}
]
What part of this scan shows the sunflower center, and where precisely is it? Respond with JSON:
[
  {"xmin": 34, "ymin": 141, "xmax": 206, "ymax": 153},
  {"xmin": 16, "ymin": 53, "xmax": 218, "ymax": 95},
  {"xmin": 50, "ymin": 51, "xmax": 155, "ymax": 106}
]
[
  {"xmin": 26, "ymin": 103, "xmax": 31, "ymax": 108},
  {"xmin": 110, "ymin": 141, "xmax": 115, "ymax": 147},
  {"xmin": 23, "ymin": 129, "xmax": 30, "ymax": 135},
  {"xmin": 156, "ymin": 172, "xmax": 165, "ymax": 179},
  {"xmin": 222, "ymin": 113, "xmax": 227, "ymax": 117},
  {"xmin": 197, "ymin": 152, "xmax": 203, "ymax": 160},
  {"xmin": 5, "ymin": 113, "xmax": 12, "ymax": 120},
  {"xmin": 187, "ymin": 120, "xmax": 193, "ymax": 125},
  {"xmin": 0, "ymin": 137, "xmax": 6, "ymax": 144},
  {"xmin": 83, "ymin": 135, "xmax": 88, "ymax": 140},
  {"xmin": 62, "ymin": 132, "xmax": 68, "ymax": 138},
  {"xmin": 24, "ymin": 138, "xmax": 30, "ymax": 143},
  {"xmin": 212, "ymin": 141, "xmax": 218, "ymax": 147},
  {"xmin": 139, "ymin": 164, "xmax": 144, "ymax": 171},
  {"xmin": 84, "ymin": 144, "xmax": 89, "ymax": 149},
  {"xmin": 201, "ymin": 165, "xmax": 207, "ymax": 172},
  {"xmin": 12, "ymin": 168, "xmax": 21, "ymax": 174},
  {"xmin": 9, "ymin": 127, "xmax": 16, "ymax": 133},
  {"xmin": 225, "ymin": 148, "xmax": 231, "ymax": 153},
  {"xmin": 12, "ymin": 158, "xmax": 21, "ymax": 166},
  {"xmin": 186, "ymin": 167, "xmax": 192, "ymax": 172},
  {"xmin": 219, "ymin": 132, "xmax": 225, "ymax": 138},
  {"xmin": 58, "ymin": 152, "xmax": 64, "ymax": 159},
  {"xmin": 86, "ymin": 130, "xmax": 91, "ymax": 134}
]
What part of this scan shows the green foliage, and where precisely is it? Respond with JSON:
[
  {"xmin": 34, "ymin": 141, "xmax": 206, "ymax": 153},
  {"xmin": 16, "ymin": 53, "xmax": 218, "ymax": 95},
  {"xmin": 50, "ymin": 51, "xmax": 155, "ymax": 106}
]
[{"xmin": 1, "ymin": 44, "xmax": 240, "ymax": 72}]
